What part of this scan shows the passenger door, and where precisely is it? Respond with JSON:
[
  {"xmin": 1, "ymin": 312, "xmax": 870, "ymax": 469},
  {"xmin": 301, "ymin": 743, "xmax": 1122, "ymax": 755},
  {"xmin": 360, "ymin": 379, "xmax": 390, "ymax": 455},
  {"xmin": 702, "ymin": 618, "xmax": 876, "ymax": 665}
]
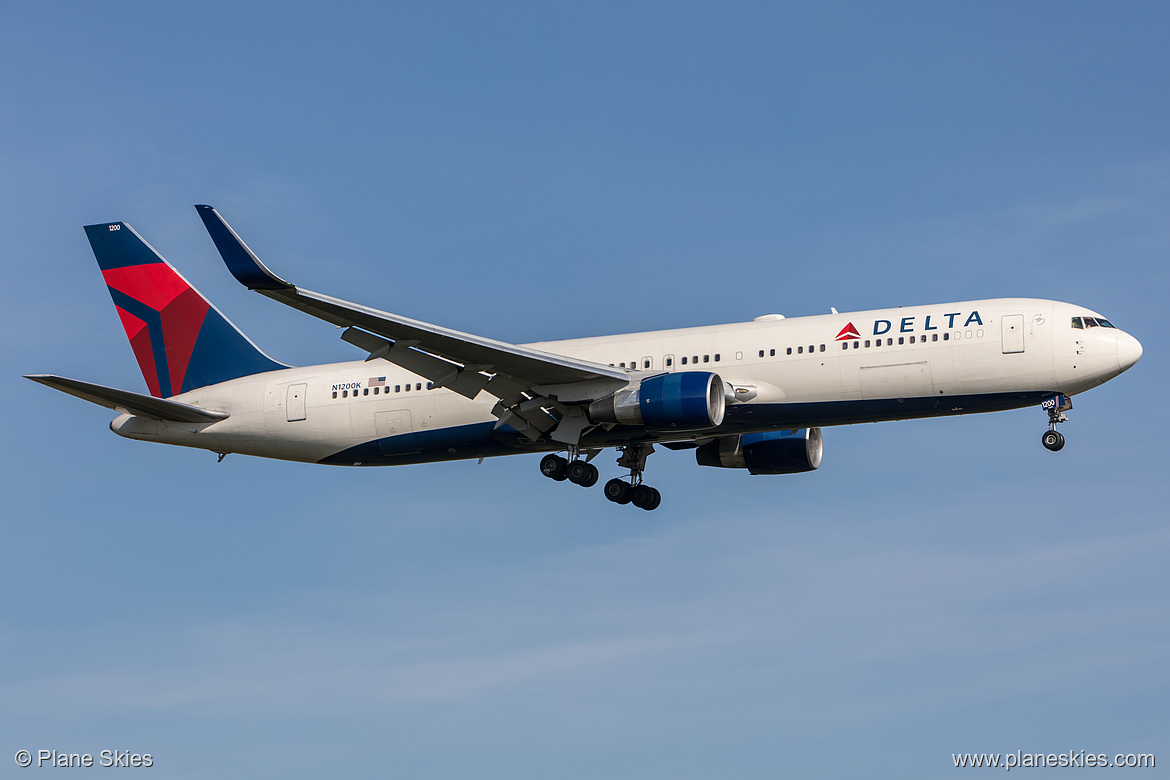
[
  {"xmin": 1002, "ymin": 314, "xmax": 1025, "ymax": 354},
  {"xmin": 286, "ymin": 384, "xmax": 307, "ymax": 422}
]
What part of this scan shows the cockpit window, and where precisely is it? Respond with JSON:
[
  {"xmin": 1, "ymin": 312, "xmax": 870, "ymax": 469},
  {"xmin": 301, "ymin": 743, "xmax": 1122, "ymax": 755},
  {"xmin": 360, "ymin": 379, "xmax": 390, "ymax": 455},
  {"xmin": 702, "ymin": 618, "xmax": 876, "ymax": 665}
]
[
  {"xmin": 1071, "ymin": 317, "xmax": 1084, "ymax": 329},
  {"xmin": 1096, "ymin": 318, "xmax": 1115, "ymax": 328},
  {"xmin": 1084, "ymin": 317, "xmax": 1099, "ymax": 327}
]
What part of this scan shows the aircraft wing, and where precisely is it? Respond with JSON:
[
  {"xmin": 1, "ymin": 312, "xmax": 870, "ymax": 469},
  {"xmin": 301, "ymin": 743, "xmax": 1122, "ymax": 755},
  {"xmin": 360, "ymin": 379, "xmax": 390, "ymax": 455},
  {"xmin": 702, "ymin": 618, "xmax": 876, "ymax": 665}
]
[
  {"xmin": 196, "ymin": 205, "xmax": 630, "ymax": 440},
  {"xmin": 25, "ymin": 374, "xmax": 229, "ymax": 424}
]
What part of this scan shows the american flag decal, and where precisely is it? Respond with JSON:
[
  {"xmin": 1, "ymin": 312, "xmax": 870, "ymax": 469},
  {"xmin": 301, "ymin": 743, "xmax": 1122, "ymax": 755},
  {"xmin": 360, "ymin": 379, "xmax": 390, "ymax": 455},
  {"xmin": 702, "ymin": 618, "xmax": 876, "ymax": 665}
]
[{"xmin": 369, "ymin": 376, "xmax": 386, "ymax": 387}]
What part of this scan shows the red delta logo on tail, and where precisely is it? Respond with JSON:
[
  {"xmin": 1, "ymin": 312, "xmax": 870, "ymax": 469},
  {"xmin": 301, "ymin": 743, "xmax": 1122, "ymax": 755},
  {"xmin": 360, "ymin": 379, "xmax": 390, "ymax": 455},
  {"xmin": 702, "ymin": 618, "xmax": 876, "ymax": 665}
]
[
  {"xmin": 103, "ymin": 262, "xmax": 210, "ymax": 398},
  {"xmin": 85, "ymin": 221, "xmax": 285, "ymax": 398},
  {"xmin": 835, "ymin": 322, "xmax": 860, "ymax": 341}
]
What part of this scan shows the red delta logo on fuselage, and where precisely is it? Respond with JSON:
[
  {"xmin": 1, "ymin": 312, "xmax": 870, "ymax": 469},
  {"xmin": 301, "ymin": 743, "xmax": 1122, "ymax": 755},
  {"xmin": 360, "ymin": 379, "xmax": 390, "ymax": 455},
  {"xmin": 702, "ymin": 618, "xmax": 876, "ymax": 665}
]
[
  {"xmin": 835, "ymin": 322, "xmax": 861, "ymax": 341},
  {"xmin": 837, "ymin": 311, "xmax": 985, "ymax": 339}
]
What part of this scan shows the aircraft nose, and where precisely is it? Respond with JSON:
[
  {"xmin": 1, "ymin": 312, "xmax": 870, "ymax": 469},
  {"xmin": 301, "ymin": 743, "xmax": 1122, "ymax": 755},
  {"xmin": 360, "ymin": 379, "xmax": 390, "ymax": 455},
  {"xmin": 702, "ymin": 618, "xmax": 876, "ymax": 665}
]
[{"xmin": 1117, "ymin": 331, "xmax": 1143, "ymax": 372}]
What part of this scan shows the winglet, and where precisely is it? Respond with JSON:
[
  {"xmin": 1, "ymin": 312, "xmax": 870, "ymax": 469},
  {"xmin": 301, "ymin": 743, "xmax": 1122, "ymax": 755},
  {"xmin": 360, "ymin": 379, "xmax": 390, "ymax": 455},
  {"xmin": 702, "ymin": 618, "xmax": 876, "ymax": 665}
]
[{"xmin": 194, "ymin": 205, "xmax": 292, "ymax": 291}]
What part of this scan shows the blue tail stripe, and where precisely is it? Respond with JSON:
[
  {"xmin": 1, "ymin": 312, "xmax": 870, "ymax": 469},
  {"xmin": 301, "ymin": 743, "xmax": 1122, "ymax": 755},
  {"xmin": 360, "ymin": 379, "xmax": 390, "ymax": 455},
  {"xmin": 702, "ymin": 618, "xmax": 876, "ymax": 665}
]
[
  {"xmin": 84, "ymin": 223, "xmax": 165, "ymax": 271},
  {"xmin": 181, "ymin": 312, "xmax": 284, "ymax": 393},
  {"xmin": 107, "ymin": 288, "xmax": 174, "ymax": 398}
]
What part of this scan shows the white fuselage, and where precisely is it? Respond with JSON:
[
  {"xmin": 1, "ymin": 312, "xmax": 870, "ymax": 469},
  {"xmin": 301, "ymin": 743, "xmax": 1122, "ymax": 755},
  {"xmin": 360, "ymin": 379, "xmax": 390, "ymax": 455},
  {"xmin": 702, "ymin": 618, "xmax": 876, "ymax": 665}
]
[{"xmin": 110, "ymin": 298, "xmax": 1141, "ymax": 466}]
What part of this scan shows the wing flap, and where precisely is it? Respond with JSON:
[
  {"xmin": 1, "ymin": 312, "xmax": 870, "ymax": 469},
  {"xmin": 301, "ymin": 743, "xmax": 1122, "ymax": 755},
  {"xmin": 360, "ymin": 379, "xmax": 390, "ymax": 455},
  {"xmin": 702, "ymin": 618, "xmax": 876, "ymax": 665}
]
[
  {"xmin": 339, "ymin": 327, "xmax": 492, "ymax": 400},
  {"xmin": 26, "ymin": 374, "xmax": 229, "ymax": 423}
]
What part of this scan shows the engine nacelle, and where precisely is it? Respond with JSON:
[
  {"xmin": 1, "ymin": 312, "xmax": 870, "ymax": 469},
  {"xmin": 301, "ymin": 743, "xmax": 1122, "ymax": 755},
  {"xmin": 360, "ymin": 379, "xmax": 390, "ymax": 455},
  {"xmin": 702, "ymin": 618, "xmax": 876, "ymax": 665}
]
[
  {"xmin": 588, "ymin": 372, "xmax": 726, "ymax": 430},
  {"xmin": 696, "ymin": 428, "xmax": 822, "ymax": 474}
]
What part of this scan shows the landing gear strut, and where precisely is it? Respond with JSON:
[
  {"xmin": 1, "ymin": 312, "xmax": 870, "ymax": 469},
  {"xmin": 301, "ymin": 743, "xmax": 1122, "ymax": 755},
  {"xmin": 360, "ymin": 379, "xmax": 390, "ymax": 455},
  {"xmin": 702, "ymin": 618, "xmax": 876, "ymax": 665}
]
[
  {"xmin": 538, "ymin": 444, "xmax": 661, "ymax": 509},
  {"xmin": 604, "ymin": 444, "xmax": 662, "ymax": 511},
  {"xmin": 1041, "ymin": 394, "xmax": 1072, "ymax": 452}
]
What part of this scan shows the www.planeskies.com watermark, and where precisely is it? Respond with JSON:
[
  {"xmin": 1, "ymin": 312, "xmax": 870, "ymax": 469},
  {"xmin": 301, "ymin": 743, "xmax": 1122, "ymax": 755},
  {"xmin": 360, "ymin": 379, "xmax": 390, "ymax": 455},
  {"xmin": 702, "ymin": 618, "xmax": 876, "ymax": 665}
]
[{"xmin": 953, "ymin": 750, "xmax": 1154, "ymax": 770}]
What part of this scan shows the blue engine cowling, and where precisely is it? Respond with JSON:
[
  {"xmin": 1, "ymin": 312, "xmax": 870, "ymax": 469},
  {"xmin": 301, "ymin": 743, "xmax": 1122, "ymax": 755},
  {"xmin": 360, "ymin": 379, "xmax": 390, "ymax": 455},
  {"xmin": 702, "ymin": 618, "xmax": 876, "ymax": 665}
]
[
  {"xmin": 696, "ymin": 428, "xmax": 822, "ymax": 474},
  {"xmin": 587, "ymin": 372, "xmax": 726, "ymax": 430}
]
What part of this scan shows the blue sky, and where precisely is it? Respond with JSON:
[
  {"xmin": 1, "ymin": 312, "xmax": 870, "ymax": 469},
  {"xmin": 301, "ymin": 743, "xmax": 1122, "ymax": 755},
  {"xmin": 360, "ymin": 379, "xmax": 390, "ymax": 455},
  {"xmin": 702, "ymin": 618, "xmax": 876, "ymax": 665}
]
[{"xmin": 2, "ymin": 2, "xmax": 1167, "ymax": 777}]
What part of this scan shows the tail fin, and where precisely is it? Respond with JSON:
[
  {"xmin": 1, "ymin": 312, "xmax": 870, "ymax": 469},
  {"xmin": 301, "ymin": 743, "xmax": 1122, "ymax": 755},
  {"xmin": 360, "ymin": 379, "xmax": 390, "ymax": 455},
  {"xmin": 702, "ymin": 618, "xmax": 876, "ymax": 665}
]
[{"xmin": 84, "ymin": 221, "xmax": 286, "ymax": 398}]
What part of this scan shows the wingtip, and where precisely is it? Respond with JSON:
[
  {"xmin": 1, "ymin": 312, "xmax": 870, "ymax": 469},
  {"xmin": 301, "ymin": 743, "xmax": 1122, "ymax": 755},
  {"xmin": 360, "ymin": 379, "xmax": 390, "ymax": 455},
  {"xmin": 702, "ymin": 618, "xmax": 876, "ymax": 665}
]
[{"xmin": 194, "ymin": 205, "xmax": 293, "ymax": 291}]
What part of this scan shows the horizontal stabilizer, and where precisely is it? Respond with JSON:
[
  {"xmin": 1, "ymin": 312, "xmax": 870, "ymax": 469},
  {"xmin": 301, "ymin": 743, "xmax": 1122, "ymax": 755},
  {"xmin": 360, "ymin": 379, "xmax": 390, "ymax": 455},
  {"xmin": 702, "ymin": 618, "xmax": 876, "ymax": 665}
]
[{"xmin": 25, "ymin": 375, "xmax": 229, "ymax": 424}]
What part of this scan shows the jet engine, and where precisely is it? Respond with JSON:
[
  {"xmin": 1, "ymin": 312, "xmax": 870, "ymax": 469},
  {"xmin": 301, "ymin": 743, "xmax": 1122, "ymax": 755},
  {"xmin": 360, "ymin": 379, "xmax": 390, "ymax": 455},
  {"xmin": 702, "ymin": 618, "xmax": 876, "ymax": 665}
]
[
  {"xmin": 695, "ymin": 428, "xmax": 823, "ymax": 474},
  {"xmin": 588, "ymin": 372, "xmax": 726, "ymax": 430}
]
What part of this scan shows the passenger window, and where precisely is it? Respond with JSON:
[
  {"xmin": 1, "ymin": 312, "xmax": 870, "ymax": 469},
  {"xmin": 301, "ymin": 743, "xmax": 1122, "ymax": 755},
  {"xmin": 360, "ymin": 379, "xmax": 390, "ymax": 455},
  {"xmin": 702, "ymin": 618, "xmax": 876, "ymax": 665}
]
[
  {"xmin": 944, "ymin": 332, "xmax": 950, "ymax": 340},
  {"xmin": 332, "ymin": 391, "xmax": 338, "ymax": 399},
  {"xmin": 852, "ymin": 341, "xmax": 859, "ymax": 349},
  {"xmin": 787, "ymin": 347, "xmax": 792, "ymax": 355},
  {"xmin": 374, "ymin": 387, "xmax": 379, "ymax": 395},
  {"xmin": 932, "ymin": 333, "xmax": 939, "ymax": 342},
  {"xmin": 619, "ymin": 362, "xmax": 626, "ymax": 368},
  {"xmin": 819, "ymin": 344, "xmax": 825, "ymax": 352},
  {"xmin": 363, "ymin": 388, "xmax": 369, "ymax": 396},
  {"xmin": 703, "ymin": 355, "xmax": 709, "ymax": 363},
  {"xmin": 898, "ymin": 337, "xmax": 904, "ymax": 345},
  {"xmin": 874, "ymin": 339, "xmax": 880, "ymax": 347},
  {"xmin": 416, "ymin": 383, "xmax": 422, "ymax": 391},
  {"xmin": 770, "ymin": 349, "xmax": 775, "ymax": 356},
  {"xmin": 693, "ymin": 355, "xmax": 699, "ymax": 363},
  {"xmin": 886, "ymin": 338, "xmax": 892, "ymax": 346},
  {"xmin": 404, "ymin": 384, "xmax": 410, "ymax": 391},
  {"xmin": 395, "ymin": 385, "xmax": 401, "ymax": 392},
  {"xmin": 910, "ymin": 336, "xmax": 915, "ymax": 344},
  {"xmin": 809, "ymin": 345, "xmax": 814, "ymax": 353},
  {"xmin": 865, "ymin": 340, "xmax": 871, "ymax": 347},
  {"xmin": 714, "ymin": 354, "xmax": 720, "ymax": 362},
  {"xmin": 797, "ymin": 346, "xmax": 803, "ymax": 354},
  {"xmin": 342, "ymin": 390, "xmax": 348, "ymax": 398},
  {"xmin": 681, "ymin": 356, "xmax": 688, "ymax": 365},
  {"xmin": 841, "ymin": 342, "xmax": 848, "ymax": 350},
  {"xmin": 758, "ymin": 350, "xmax": 765, "ymax": 358}
]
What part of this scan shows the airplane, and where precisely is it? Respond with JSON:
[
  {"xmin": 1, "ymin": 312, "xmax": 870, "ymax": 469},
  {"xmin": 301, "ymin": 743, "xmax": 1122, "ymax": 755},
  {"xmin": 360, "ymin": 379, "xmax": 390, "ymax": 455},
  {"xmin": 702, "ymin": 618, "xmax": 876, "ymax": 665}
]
[{"xmin": 27, "ymin": 206, "xmax": 1143, "ymax": 511}]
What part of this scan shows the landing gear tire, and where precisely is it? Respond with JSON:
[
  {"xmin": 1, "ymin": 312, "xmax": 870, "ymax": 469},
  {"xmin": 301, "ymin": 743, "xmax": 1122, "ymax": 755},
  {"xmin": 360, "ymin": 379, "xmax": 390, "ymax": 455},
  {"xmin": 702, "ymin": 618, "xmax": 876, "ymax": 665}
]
[
  {"xmin": 604, "ymin": 478, "xmax": 632, "ymax": 504},
  {"xmin": 630, "ymin": 484, "xmax": 661, "ymax": 510},
  {"xmin": 1042, "ymin": 430, "xmax": 1065, "ymax": 452},
  {"xmin": 540, "ymin": 454, "xmax": 569, "ymax": 481},
  {"xmin": 567, "ymin": 461, "xmax": 599, "ymax": 487}
]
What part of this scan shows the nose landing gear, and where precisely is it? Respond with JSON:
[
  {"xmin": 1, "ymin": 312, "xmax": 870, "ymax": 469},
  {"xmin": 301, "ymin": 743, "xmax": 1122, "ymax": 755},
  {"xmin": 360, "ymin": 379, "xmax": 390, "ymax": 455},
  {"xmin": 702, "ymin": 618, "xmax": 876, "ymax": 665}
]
[{"xmin": 1041, "ymin": 394, "xmax": 1072, "ymax": 452}]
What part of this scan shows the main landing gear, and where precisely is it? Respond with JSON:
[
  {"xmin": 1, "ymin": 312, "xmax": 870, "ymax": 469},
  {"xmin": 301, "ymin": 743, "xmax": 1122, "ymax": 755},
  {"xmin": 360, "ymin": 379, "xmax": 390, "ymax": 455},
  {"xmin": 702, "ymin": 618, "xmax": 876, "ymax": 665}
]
[
  {"xmin": 539, "ymin": 453, "xmax": 599, "ymax": 487},
  {"xmin": 604, "ymin": 444, "xmax": 662, "ymax": 511},
  {"xmin": 537, "ymin": 443, "xmax": 662, "ymax": 510},
  {"xmin": 1041, "ymin": 394, "xmax": 1072, "ymax": 452}
]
